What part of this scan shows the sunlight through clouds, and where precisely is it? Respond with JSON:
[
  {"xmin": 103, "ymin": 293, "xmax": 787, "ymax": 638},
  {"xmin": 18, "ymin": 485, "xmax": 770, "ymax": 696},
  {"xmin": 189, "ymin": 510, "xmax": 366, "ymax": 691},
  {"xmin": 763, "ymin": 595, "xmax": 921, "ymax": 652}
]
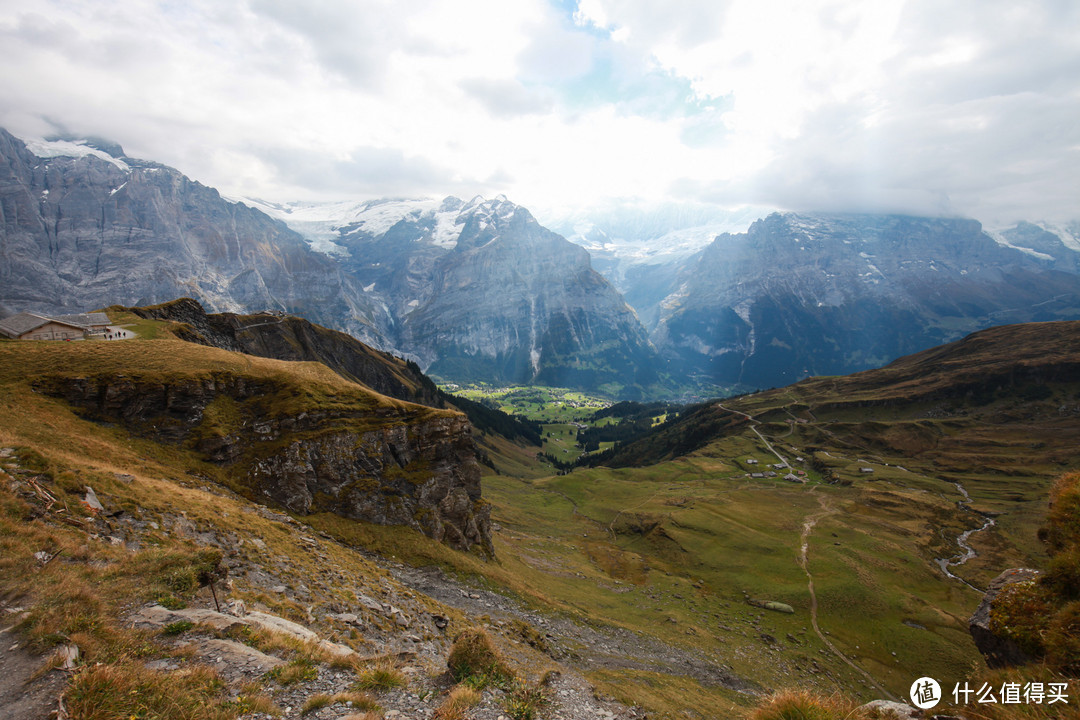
[{"xmin": 0, "ymin": 0, "xmax": 1076, "ymax": 224}]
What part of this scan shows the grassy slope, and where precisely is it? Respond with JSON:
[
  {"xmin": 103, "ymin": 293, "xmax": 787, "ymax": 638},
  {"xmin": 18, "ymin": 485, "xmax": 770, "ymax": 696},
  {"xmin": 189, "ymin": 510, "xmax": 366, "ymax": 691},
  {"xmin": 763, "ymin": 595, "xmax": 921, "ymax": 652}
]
[
  {"xmin": 407, "ymin": 322, "xmax": 1080, "ymax": 712},
  {"xmin": 0, "ymin": 324, "xmax": 579, "ymax": 719},
  {"xmin": 0, "ymin": 320, "xmax": 462, "ymax": 495},
  {"xmin": 3, "ymin": 318, "xmax": 1077, "ymax": 719},
  {"xmin": 0, "ymin": 331, "xmax": 464, "ymax": 718}
]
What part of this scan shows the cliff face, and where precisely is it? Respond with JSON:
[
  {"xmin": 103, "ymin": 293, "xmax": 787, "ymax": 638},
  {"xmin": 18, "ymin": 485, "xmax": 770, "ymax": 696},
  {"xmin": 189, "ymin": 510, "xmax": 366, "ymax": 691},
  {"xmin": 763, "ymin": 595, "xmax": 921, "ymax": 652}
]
[
  {"xmin": 0, "ymin": 129, "xmax": 386, "ymax": 346},
  {"xmin": 41, "ymin": 370, "xmax": 491, "ymax": 553},
  {"xmin": 248, "ymin": 416, "xmax": 488, "ymax": 551},
  {"xmin": 397, "ymin": 198, "xmax": 660, "ymax": 391},
  {"xmin": 257, "ymin": 196, "xmax": 665, "ymax": 395}
]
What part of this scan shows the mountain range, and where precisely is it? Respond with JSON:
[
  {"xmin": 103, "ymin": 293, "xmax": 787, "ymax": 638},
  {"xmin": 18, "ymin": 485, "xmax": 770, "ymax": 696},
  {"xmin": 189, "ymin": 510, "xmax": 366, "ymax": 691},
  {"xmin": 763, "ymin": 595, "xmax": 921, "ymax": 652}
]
[
  {"xmin": 3, "ymin": 127, "xmax": 1080, "ymax": 396},
  {"xmin": 246, "ymin": 195, "xmax": 661, "ymax": 393},
  {"xmin": 645, "ymin": 212, "xmax": 1080, "ymax": 390}
]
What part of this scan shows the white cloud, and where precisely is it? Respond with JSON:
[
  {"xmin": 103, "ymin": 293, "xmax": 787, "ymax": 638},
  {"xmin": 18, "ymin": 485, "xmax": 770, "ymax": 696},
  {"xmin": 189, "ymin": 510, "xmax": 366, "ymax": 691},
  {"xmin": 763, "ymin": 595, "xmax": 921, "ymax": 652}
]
[{"xmin": 0, "ymin": 0, "xmax": 1076, "ymax": 224}]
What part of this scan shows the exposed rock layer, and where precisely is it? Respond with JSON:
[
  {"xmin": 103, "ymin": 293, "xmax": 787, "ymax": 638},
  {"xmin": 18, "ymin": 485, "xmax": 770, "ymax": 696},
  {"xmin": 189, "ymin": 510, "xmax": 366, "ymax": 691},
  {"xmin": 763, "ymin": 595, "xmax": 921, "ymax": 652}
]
[{"xmin": 40, "ymin": 371, "xmax": 491, "ymax": 553}]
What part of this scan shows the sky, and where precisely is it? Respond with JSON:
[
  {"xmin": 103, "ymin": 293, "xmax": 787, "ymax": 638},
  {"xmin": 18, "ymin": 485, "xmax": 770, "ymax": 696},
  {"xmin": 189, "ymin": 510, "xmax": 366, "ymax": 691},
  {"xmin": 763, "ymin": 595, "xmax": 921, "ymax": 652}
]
[{"xmin": 0, "ymin": 0, "xmax": 1077, "ymax": 227}]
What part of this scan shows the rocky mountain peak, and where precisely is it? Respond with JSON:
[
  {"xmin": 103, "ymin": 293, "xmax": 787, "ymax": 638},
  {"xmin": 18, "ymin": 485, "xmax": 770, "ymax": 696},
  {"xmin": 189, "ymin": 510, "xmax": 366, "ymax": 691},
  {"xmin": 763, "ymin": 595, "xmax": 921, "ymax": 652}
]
[
  {"xmin": 0, "ymin": 128, "xmax": 383, "ymax": 345},
  {"xmin": 649, "ymin": 210, "xmax": 1080, "ymax": 390}
]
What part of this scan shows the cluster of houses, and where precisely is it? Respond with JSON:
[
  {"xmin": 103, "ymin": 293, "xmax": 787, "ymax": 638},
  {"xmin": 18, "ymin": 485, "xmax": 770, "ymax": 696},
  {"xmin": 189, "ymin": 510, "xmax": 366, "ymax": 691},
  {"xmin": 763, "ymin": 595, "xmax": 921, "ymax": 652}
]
[
  {"xmin": 746, "ymin": 457, "xmax": 808, "ymax": 483},
  {"xmin": 0, "ymin": 312, "xmax": 111, "ymax": 341},
  {"xmin": 743, "ymin": 453, "xmax": 877, "ymax": 483}
]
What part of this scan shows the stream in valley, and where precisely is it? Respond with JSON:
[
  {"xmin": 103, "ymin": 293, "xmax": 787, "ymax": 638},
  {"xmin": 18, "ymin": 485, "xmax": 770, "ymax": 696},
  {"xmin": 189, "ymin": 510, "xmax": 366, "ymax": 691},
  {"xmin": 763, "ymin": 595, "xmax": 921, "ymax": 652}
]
[{"xmin": 935, "ymin": 482, "xmax": 995, "ymax": 593}]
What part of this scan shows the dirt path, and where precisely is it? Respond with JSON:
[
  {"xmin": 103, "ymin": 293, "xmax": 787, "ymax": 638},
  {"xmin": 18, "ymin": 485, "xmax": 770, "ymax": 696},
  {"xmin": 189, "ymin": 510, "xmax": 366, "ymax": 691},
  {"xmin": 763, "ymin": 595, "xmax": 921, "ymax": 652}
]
[
  {"xmin": 797, "ymin": 493, "xmax": 895, "ymax": 700},
  {"xmin": 716, "ymin": 403, "xmax": 789, "ymax": 467},
  {"xmin": 0, "ymin": 617, "xmax": 69, "ymax": 720}
]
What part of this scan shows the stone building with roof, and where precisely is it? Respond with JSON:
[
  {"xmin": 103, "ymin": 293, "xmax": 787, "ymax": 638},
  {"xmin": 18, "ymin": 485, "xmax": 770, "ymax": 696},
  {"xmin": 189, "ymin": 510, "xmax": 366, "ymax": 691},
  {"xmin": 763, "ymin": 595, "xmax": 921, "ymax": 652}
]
[{"xmin": 0, "ymin": 312, "xmax": 110, "ymax": 341}]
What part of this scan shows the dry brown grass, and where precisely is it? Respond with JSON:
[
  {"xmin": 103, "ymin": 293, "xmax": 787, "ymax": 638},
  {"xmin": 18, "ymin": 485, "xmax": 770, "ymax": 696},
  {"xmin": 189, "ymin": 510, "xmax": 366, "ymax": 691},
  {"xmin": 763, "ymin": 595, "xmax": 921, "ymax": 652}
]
[
  {"xmin": 0, "ymin": 336, "xmax": 482, "ymax": 720},
  {"xmin": 232, "ymin": 686, "xmax": 284, "ymax": 717},
  {"xmin": 446, "ymin": 627, "xmax": 512, "ymax": 684},
  {"xmin": 748, "ymin": 689, "xmax": 869, "ymax": 720},
  {"xmin": 64, "ymin": 663, "xmax": 231, "ymax": 720},
  {"xmin": 354, "ymin": 658, "xmax": 407, "ymax": 691},
  {"xmin": 302, "ymin": 691, "xmax": 380, "ymax": 715},
  {"xmin": 432, "ymin": 685, "xmax": 483, "ymax": 719}
]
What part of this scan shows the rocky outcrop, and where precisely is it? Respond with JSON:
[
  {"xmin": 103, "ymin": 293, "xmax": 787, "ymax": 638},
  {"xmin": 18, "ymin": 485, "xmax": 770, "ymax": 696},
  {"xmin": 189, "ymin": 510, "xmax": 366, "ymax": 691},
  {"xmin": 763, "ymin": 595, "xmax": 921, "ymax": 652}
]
[
  {"xmin": 126, "ymin": 298, "xmax": 540, "ymax": 445},
  {"xmin": 128, "ymin": 297, "xmax": 442, "ymax": 407},
  {"xmin": 969, "ymin": 568, "xmax": 1042, "ymax": 668},
  {"xmin": 39, "ymin": 371, "xmax": 492, "ymax": 553},
  {"xmin": 248, "ymin": 415, "xmax": 488, "ymax": 550}
]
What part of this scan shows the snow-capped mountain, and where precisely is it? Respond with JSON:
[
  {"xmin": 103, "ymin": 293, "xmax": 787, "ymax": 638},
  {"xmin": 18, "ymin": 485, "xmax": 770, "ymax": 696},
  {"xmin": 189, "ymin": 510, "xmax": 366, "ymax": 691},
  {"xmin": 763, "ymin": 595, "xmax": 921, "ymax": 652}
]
[
  {"xmin": 238, "ymin": 196, "xmax": 468, "ymax": 256},
  {"xmin": 6, "ymin": 126, "xmax": 1080, "ymax": 397},
  {"xmin": 649, "ymin": 212, "xmax": 1080, "ymax": 390},
  {"xmin": 244, "ymin": 194, "xmax": 663, "ymax": 393},
  {"xmin": 0, "ymin": 129, "xmax": 383, "ymax": 344}
]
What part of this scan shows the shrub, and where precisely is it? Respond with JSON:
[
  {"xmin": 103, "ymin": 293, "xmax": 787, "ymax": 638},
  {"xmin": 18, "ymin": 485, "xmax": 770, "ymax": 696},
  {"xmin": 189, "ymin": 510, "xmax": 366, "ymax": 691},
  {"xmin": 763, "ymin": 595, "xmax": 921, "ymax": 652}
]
[
  {"xmin": 749, "ymin": 689, "xmax": 867, "ymax": 720},
  {"xmin": 446, "ymin": 627, "xmax": 511, "ymax": 683},
  {"xmin": 1044, "ymin": 471, "xmax": 1080, "ymax": 554},
  {"xmin": 986, "ymin": 470, "xmax": 1080, "ymax": 674},
  {"xmin": 432, "ymin": 685, "xmax": 482, "ymax": 720},
  {"xmin": 989, "ymin": 580, "xmax": 1052, "ymax": 657},
  {"xmin": 354, "ymin": 660, "xmax": 406, "ymax": 691},
  {"xmin": 1045, "ymin": 601, "xmax": 1080, "ymax": 674}
]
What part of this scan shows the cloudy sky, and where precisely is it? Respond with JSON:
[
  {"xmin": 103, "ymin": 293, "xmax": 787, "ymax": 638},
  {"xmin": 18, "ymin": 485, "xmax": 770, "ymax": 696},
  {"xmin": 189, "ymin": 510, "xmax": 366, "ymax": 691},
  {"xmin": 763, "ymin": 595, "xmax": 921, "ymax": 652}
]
[{"xmin": 1, "ymin": 0, "xmax": 1077, "ymax": 226}]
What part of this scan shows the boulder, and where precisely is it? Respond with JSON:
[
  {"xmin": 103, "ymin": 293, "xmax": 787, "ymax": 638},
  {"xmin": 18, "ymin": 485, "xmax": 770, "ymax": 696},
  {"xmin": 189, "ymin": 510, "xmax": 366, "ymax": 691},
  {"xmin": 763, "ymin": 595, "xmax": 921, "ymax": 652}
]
[
  {"xmin": 969, "ymin": 567, "xmax": 1042, "ymax": 668},
  {"xmin": 858, "ymin": 700, "xmax": 921, "ymax": 719}
]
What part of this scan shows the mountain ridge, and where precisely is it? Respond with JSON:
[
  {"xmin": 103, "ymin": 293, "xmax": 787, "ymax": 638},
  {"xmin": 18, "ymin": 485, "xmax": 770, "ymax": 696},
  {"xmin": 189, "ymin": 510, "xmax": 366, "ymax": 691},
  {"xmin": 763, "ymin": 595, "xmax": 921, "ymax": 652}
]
[
  {"xmin": 587, "ymin": 318, "xmax": 1080, "ymax": 470},
  {"xmin": 6, "ymin": 127, "xmax": 1080, "ymax": 400},
  {"xmin": 0, "ymin": 129, "xmax": 663, "ymax": 396},
  {"xmin": 126, "ymin": 297, "xmax": 543, "ymax": 446},
  {"xmin": 244, "ymin": 191, "xmax": 666, "ymax": 395},
  {"xmin": 646, "ymin": 211, "xmax": 1080, "ymax": 391}
]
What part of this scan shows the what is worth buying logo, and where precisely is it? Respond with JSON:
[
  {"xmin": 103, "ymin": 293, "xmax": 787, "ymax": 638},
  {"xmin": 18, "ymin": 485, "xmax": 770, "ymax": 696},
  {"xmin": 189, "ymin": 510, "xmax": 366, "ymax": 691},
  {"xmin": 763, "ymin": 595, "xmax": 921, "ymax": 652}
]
[
  {"xmin": 910, "ymin": 676, "xmax": 1071, "ymax": 710},
  {"xmin": 910, "ymin": 677, "xmax": 941, "ymax": 710}
]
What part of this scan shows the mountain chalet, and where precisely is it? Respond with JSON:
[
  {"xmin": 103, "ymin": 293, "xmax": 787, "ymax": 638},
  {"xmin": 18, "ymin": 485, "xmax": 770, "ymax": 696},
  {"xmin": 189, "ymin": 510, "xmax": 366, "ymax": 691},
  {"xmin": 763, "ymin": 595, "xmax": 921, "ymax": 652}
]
[{"xmin": 0, "ymin": 312, "xmax": 110, "ymax": 341}]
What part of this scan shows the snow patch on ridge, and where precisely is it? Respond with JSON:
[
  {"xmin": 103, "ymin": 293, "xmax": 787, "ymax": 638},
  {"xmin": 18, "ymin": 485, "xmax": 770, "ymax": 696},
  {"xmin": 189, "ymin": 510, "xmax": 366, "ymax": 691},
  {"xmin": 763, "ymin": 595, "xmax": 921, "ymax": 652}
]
[
  {"xmin": 239, "ymin": 197, "xmax": 474, "ymax": 254},
  {"xmin": 985, "ymin": 230, "xmax": 1056, "ymax": 261},
  {"xmin": 23, "ymin": 137, "xmax": 130, "ymax": 171},
  {"xmin": 1039, "ymin": 223, "xmax": 1080, "ymax": 252}
]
